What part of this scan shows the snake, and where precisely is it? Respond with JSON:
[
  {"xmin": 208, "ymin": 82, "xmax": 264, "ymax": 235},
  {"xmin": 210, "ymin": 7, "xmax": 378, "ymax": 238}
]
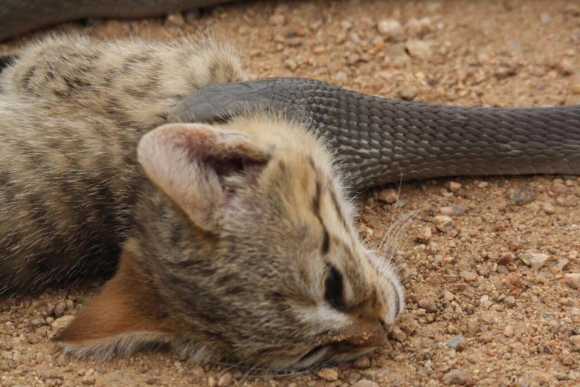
[
  {"xmin": 0, "ymin": 0, "xmax": 237, "ymax": 41},
  {"xmin": 170, "ymin": 78, "xmax": 580, "ymax": 192},
  {"xmin": 1, "ymin": 3, "xmax": 578, "ymax": 191}
]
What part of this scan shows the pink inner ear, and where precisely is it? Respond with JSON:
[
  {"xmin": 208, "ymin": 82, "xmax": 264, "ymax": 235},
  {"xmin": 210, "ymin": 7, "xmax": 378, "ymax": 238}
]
[{"xmin": 137, "ymin": 123, "xmax": 271, "ymax": 231}]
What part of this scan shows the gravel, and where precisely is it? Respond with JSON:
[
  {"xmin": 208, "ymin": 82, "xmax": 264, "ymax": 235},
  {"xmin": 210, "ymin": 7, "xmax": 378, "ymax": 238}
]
[{"xmin": 0, "ymin": 1, "xmax": 578, "ymax": 386}]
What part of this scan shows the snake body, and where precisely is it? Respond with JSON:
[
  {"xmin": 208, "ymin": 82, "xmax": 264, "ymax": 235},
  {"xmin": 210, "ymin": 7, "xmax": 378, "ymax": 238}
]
[
  {"xmin": 1, "ymin": 2, "xmax": 578, "ymax": 190},
  {"xmin": 0, "ymin": 0, "xmax": 235, "ymax": 41},
  {"xmin": 172, "ymin": 78, "xmax": 580, "ymax": 192}
]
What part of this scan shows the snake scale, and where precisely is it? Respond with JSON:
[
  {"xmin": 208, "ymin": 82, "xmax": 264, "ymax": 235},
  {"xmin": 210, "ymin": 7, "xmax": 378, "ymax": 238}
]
[{"xmin": 1, "ymin": 1, "xmax": 579, "ymax": 190}]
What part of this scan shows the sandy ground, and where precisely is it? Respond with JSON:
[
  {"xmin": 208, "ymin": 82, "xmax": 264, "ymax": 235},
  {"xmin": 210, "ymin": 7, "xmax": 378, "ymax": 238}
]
[{"xmin": 1, "ymin": 0, "xmax": 579, "ymax": 386}]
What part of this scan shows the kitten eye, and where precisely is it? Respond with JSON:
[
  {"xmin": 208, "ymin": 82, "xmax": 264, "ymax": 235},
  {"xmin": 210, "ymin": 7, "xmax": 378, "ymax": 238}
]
[{"xmin": 324, "ymin": 264, "xmax": 345, "ymax": 310}]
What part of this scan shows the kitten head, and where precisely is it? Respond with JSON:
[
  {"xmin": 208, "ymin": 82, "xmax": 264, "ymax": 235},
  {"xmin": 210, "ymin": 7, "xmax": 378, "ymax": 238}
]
[{"xmin": 54, "ymin": 115, "xmax": 404, "ymax": 370}]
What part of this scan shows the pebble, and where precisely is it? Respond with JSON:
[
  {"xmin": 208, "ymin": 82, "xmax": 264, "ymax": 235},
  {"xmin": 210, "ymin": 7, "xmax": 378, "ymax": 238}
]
[
  {"xmin": 447, "ymin": 335, "xmax": 465, "ymax": 351},
  {"xmin": 418, "ymin": 297, "xmax": 438, "ymax": 313},
  {"xmin": 406, "ymin": 17, "xmax": 433, "ymax": 37},
  {"xmin": 440, "ymin": 205, "xmax": 466, "ymax": 216},
  {"xmin": 542, "ymin": 202, "xmax": 556, "ymax": 214},
  {"xmin": 52, "ymin": 302, "xmax": 67, "ymax": 318},
  {"xmin": 509, "ymin": 187, "xmax": 536, "ymax": 206},
  {"xmin": 416, "ymin": 226, "xmax": 432, "ymax": 243},
  {"xmin": 334, "ymin": 71, "xmax": 348, "ymax": 82},
  {"xmin": 352, "ymin": 380, "xmax": 380, "ymax": 387},
  {"xmin": 570, "ymin": 335, "xmax": 580, "ymax": 351},
  {"xmin": 269, "ymin": 14, "xmax": 286, "ymax": 26},
  {"xmin": 540, "ymin": 13, "xmax": 552, "ymax": 24},
  {"xmin": 504, "ymin": 325, "xmax": 514, "ymax": 337},
  {"xmin": 398, "ymin": 87, "xmax": 418, "ymax": 101},
  {"xmin": 461, "ymin": 271, "xmax": 478, "ymax": 282},
  {"xmin": 479, "ymin": 295, "xmax": 492, "ymax": 308},
  {"xmin": 563, "ymin": 273, "xmax": 580, "ymax": 289},
  {"xmin": 284, "ymin": 58, "xmax": 298, "ymax": 70},
  {"xmin": 317, "ymin": 368, "xmax": 339, "ymax": 381},
  {"xmin": 31, "ymin": 318, "xmax": 45, "ymax": 328},
  {"xmin": 519, "ymin": 251, "xmax": 549, "ymax": 270},
  {"xmin": 378, "ymin": 189, "xmax": 399, "ymax": 204},
  {"xmin": 165, "ymin": 13, "xmax": 185, "ymax": 27},
  {"xmin": 443, "ymin": 369, "xmax": 473, "ymax": 385},
  {"xmin": 556, "ymin": 59, "xmax": 574, "ymax": 76},
  {"xmin": 217, "ymin": 372, "xmax": 233, "ymax": 386},
  {"xmin": 405, "ymin": 40, "xmax": 433, "ymax": 60},
  {"xmin": 448, "ymin": 181, "xmax": 462, "ymax": 192},
  {"xmin": 434, "ymin": 215, "xmax": 454, "ymax": 233},
  {"xmin": 571, "ymin": 83, "xmax": 580, "ymax": 95},
  {"xmin": 377, "ymin": 19, "xmax": 403, "ymax": 41},
  {"xmin": 353, "ymin": 356, "xmax": 371, "ymax": 369}
]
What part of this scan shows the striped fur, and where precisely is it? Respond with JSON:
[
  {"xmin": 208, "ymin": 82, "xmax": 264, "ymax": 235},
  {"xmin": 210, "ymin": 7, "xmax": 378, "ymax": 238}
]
[{"xmin": 0, "ymin": 35, "xmax": 404, "ymax": 370}]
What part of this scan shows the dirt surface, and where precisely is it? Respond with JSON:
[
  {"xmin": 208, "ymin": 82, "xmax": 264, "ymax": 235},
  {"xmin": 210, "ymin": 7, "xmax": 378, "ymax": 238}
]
[{"xmin": 1, "ymin": 0, "xmax": 579, "ymax": 386}]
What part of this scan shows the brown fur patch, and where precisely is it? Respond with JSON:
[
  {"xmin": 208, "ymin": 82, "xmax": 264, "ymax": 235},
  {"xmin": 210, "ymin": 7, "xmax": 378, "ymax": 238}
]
[{"xmin": 53, "ymin": 250, "xmax": 176, "ymax": 345}]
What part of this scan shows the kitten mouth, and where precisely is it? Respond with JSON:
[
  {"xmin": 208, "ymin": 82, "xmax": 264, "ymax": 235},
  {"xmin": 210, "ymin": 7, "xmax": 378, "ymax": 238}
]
[{"xmin": 292, "ymin": 342, "xmax": 379, "ymax": 370}]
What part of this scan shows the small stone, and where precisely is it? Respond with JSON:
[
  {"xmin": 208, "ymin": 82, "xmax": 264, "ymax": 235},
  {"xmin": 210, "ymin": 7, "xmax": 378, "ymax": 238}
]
[
  {"xmin": 571, "ymin": 83, "xmax": 580, "ymax": 95},
  {"xmin": 378, "ymin": 189, "xmax": 399, "ymax": 204},
  {"xmin": 478, "ymin": 181, "xmax": 489, "ymax": 188},
  {"xmin": 165, "ymin": 13, "xmax": 185, "ymax": 27},
  {"xmin": 495, "ymin": 63, "xmax": 520, "ymax": 79},
  {"xmin": 448, "ymin": 181, "xmax": 462, "ymax": 192},
  {"xmin": 443, "ymin": 369, "xmax": 473, "ymax": 385},
  {"xmin": 405, "ymin": 40, "xmax": 433, "ymax": 60},
  {"xmin": 416, "ymin": 226, "xmax": 432, "ymax": 243},
  {"xmin": 353, "ymin": 356, "xmax": 371, "ymax": 369},
  {"xmin": 563, "ymin": 273, "xmax": 580, "ymax": 289},
  {"xmin": 269, "ymin": 14, "xmax": 286, "ymax": 26},
  {"xmin": 398, "ymin": 87, "xmax": 418, "ymax": 101},
  {"xmin": 479, "ymin": 295, "xmax": 492, "ymax": 308},
  {"xmin": 542, "ymin": 202, "xmax": 556, "ymax": 214},
  {"xmin": 418, "ymin": 297, "xmax": 438, "ymax": 313},
  {"xmin": 509, "ymin": 187, "xmax": 536, "ymax": 205},
  {"xmin": 540, "ymin": 13, "xmax": 552, "ymax": 23},
  {"xmin": 51, "ymin": 315, "xmax": 75, "ymax": 331},
  {"xmin": 434, "ymin": 215, "xmax": 454, "ymax": 233},
  {"xmin": 317, "ymin": 368, "xmax": 339, "ymax": 381},
  {"xmin": 406, "ymin": 17, "xmax": 433, "ymax": 37},
  {"xmin": 377, "ymin": 19, "xmax": 403, "ymax": 41},
  {"xmin": 284, "ymin": 59, "xmax": 298, "ymax": 71},
  {"xmin": 504, "ymin": 325, "xmax": 514, "ymax": 337},
  {"xmin": 440, "ymin": 205, "xmax": 466, "ymax": 216},
  {"xmin": 504, "ymin": 296, "xmax": 516, "ymax": 306},
  {"xmin": 570, "ymin": 335, "xmax": 580, "ymax": 351},
  {"xmin": 519, "ymin": 251, "xmax": 549, "ymax": 270},
  {"xmin": 334, "ymin": 71, "xmax": 348, "ymax": 82},
  {"xmin": 52, "ymin": 302, "xmax": 67, "ymax": 318},
  {"xmin": 447, "ymin": 335, "xmax": 465, "ymax": 351},
  {"xmin": 556, "ymin": 59, "xmax": 574, "ymax": 76},
  {"xmin": 217, "ymin": 372, "xmax": 233, "ymax": 386},
  {"xmin": 554, "ymin": 258, "xmax": 569, "ymax": 272},
  {"xmin": 352, "ymin": 380, "xmax": 380, "ymax": 387},
  {"xmin": 497, "ymin": 252, "xmax": 515, "ymax": 265},
  {"xmin": 31, "ymin": 318, "xmax": 45, "ymax": 328},
  {"xmin": 390, "ymin": 326, "xmax": 407, "ymax": 341},
  {"xmin": 81, "ymin": 376, "xmax": 95, "ymax": 386},
  {"xmin": 461, "ymin": 271, "xmax": 478, "ymax": 282}
]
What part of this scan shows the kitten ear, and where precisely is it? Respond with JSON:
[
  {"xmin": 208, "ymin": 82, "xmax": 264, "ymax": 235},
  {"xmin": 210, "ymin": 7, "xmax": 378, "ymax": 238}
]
[
  {"xmin": 137, "ymin": 123, "xmax": 270, "ymax": 231},
  {"xmin": 53, "ymin": 250, "xmax": 176, "ymax": 358}
]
